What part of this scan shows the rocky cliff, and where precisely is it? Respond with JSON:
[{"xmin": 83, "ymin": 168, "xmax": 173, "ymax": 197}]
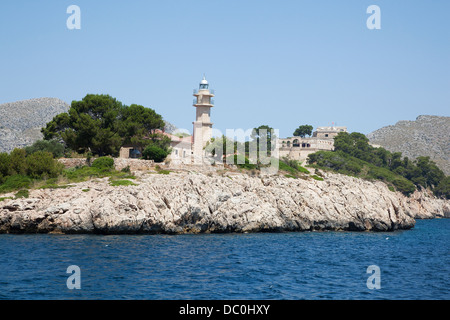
[
  {"xmin": 0, "ymin": 169, "xmax": 448, "ymax": 234},
  {"xmin": 367, "ymin": 115, "xmax": 450, "ymax": 175},
  {"xmin": 0, "ymin": 98, "xmax": 70, "ymax": 153}
]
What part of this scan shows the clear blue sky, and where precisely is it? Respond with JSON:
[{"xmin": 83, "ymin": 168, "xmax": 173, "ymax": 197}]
[{"xmin": 0, "ymin": 0, "xmax": 449, "ymax": 138}]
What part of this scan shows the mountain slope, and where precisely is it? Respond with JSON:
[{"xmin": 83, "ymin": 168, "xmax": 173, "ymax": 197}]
[
  {"xmin": 367, "ymin": 115, "xmax": 450, "ymax": 175},
  {"xmin": 0, "ymin": 98, "xmax": 70, "ymax": 153}
]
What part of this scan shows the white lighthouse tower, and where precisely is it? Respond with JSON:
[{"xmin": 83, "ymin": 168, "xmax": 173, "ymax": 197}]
[{"xmin": 192, "ymin": 76, "xmax": 214, "ymax": 164}]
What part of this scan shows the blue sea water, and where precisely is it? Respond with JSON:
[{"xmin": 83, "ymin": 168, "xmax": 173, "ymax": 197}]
[{"xmin": 0, "ymin": 219, "xmax": 448, "ymax": 300}]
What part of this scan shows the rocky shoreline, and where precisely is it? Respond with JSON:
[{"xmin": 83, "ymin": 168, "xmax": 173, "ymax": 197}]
[{"xmin": 0, "ymin": 169, "xmax": 448, "ymax": 234}]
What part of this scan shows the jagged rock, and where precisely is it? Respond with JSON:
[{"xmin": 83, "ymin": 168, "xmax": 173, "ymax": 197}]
[
  {"xmin": 0, "ymin": 98, "xmax": 70, "ymax": 153},
  {"xmin": 367, "ymin": 115, "xmax": 450, "ymax": 175},
  {"xmin": 0, "ymin": 170, "xmax": 448, "ymax": 234}
]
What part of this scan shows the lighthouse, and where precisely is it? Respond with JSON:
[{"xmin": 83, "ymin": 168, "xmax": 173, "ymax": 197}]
[{"xmin": 192, "ymin": 76, "xmax": 214, "ymax": 164}]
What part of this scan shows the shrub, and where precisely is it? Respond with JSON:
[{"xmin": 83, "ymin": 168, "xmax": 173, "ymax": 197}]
[
  {"xmin": 14, "ymin": 189, "xmax": 30, "ymax": 199},
  {"xmin": 0, "ymin": 175, "xmax": 32, "ymax": 193},
  {"xmin": 10, "ymin": 148, "xmax": 27, "ymax": 175},
  {"xmin": 391, "ymin": 177, "xmax": 416, "ymax": 196},
  {"xmin": 308, "ymin": 151, "xmax": 362, "ymax": 175},
  {"xmin": 142, "ymin": 145, "xmax": 170, "ymax": 163},
  {"xmin": 0, "ymin": 152, "xmax": 11, "ymax": 177},
  {"xmin": 311, "ymin": 175, "xmax": 324, "ymax": 181},
  {"xmin": 91, "ymin": 157, "xmax": 115, "ymax": 171},
  {"xmin": 110, "ymin": 179, "xmax": 138, "ymax": 187},
  {"xmin": 25, "ymin": 140, "xmax": 65, "ymax": 158},
  {"xmin": 434, "ymin": 176, "xmax": 450, "ymax": 199},
  {"xmin": 279, "ymin": 157, "xmax": 310, "ymax": 175},
  {"xmin": 26, "ymin": 151, "xmax": 63, "ymax": 179},
  {"xmin": 63, "ymin": 166, "xmax": 105, "ymax": 182},
  {"xmin": 121, "ymin": 165, "xmax": 131, "ymax": 173}
]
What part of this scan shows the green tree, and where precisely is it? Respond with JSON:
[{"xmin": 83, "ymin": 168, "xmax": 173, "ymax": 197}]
[
  {"xmin": 119, "ymin": 104, "xmax": 165, "ymax": 150},
  {"xmin": 42, "ymin": 94, "xmax": 124, "ymax": 156},
  {"xmin": 42, "ymin": 95, "xmax": 166, "ymax": 157},
  {"xmin": 414, "ymin": 156, "xmax": 445, "ymax": 188},
  {"xmin": 10, "ymin": 148, "xmax": 27, "ymax": 175},
  {"xmin": 293, "ymin": 125, "xmax": 313, "ymax": 138},
  {"xmin": 434, "ymin": 176, "xmax": 450, "ymax": 199},
  {"xmin": 25, "ymin": 140, "xmax": 65, "ymax": 158},
  {"xmin": 0, "ymin": 153, "xmax": 11, "ymax": 178}
]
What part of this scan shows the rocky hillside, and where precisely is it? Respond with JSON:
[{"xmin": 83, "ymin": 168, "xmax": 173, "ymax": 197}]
[
  {"xmin": 0, "ymin": 168, "xmax": 448, "ymax": 234},
  {"xmin": 0, "ymin": 98, "xmax": 70, "ymax": 153},
  {"xmin": 367, "ymin": 115, "xmax": 450, "ymax": 175}
]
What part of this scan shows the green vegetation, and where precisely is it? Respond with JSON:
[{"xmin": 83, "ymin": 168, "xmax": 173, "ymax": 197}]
[
  {"xmin": 63, "ymin": 165, "xmax": 135, "ymax": 183},
  {"xmin": 41, "ymin": 94, "xmax": 167, "ymax": 157},
  {"xmin": 25, "ymin": 139, "xmax": 66, "ymax": 158},
  {"xmin": 0, "ymin": 197, "xmax": 13, "ymax": 202},
  {"xmin": 0, "ymin": 175, "xmax": 32, "ymax": 193},
  {"xmin": 25, "ymin": 151, "xmax": 64, "ymax": 179},
  {"xmin": 0, "ymin": 149, "xmax": 63, "ymax": 194},
  {"xmin": 14, "ymin": 189, "xmax": 29, "ymax": 199},
  {"xmin": 82, "ymin": 188, "xmax": 90, "ymax": 192},
  {"xmin": 142, "ymin": 145, "xmax": 170, "ymax": 163},
  {"xmin": 38, "ymin": 183, "xmax": 74, "ymax": 190},
  {"xmin": 307, "ymin": 132, "xmax": 448, "ymax": 197},
  {"xmin": 157, "ymin": 170, "xmax": 171, "ymax": 175},
  {"xmin": 225, "ymin": 155, "xmax": 257, "ymax": 170},
  {"xmin": 109, "ymin": 179, "xmax": 138, "ymax": 187},
  {"xmin": 279, "ymin": 157, "xmax": 310, "ymax": 175},
  {"xmin": 433, "ymin": 176, "xmax": 450, "ymax": 199},
  {"xmin": 91, "ymin": 156, "xmax": 115, "ymax": 171},
  {"xmin": 0, "ymin": 146, "xmax": 137, "ymax": 195},
  {"xmin": 311, "ymin": 175, "xmax": 324, "ymax": 181},
  {"xmin": 293, "ymin": 125, "xmax": 313, "ymax": 138},
  {"xmin": 153, "ymin": 165, "xmax": 171, "ymax": 175}
]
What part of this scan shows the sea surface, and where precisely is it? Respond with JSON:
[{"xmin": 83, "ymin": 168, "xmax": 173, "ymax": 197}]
[{"xmin": 0, "ymin": 219, "xmax": 448, "ymax": 300}]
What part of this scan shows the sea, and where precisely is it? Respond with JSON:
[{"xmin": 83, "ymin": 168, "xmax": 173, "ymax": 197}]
[{"xmin": 0, "ymin": 219, "xmax": 448, "ymax": 300}]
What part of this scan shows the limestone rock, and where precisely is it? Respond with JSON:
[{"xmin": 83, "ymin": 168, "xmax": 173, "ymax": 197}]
[{"xmin": 0, "ymin": 170, "xmax": 448, "ymax": 234}]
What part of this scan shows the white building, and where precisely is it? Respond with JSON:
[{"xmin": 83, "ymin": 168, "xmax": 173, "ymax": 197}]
[{"xmin": 277, "ymin": 126, "xmax": 347, "ymax": 163}]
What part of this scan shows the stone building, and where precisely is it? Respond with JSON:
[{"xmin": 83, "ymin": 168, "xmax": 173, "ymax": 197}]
[{"xmin": 277, "ymin": 126, "xmax": 347, "ymax": 163}]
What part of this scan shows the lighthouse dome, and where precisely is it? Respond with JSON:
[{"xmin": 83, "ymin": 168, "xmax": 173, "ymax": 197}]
[{"xmin": 199, "ymin": 75, "xmax": 209, "ymax": 89}]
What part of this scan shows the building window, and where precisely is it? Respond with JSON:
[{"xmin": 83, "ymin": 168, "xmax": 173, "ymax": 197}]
[{"xmin": 325, "ymin": 134, "xmax": 329, "ymax": 137}]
